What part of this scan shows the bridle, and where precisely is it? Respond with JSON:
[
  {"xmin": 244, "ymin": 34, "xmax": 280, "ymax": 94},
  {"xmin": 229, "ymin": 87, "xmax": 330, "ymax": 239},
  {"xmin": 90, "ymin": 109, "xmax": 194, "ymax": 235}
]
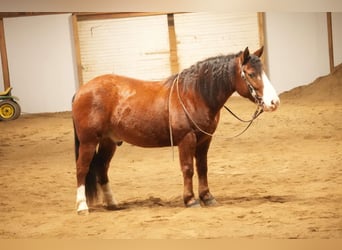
[
  {"xmin": 169, "ymin": 69, "xmax": 264, "ymax": 141},
  {"xmin": 222, "ymin": 65, "xmax": 264, "ymax": 136},
  {"xmin": 240, "ymin": 67, "xmax": 264, "ymax": 107},
  {"xmin": 167, "ymin": 60, "xmax": 266, "ymax": 159}
]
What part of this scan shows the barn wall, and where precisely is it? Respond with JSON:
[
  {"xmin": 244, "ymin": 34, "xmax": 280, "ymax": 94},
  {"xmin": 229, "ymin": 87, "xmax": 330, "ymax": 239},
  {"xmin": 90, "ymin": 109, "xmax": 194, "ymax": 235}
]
[
  {"xmin": 1, "ymin": 12, "xmax": 341, "ymax": 113},
  {"xmin": 3, "ymin": 14, "xmax": 77, "ymax": 113},
  {"xmin": 264, "ymin": 12, "xmax": 331, "ymax": 94},
  {"xmin": 77, "ymin": 13, "xmax": 260, "ymax": 85},
  {"xmin": 0, "ymin": 50, "xmax": 3, "ymax": 92},
  {"xmin": 332, "ymin": 12, "xmax": 342, "ymax": 66}
]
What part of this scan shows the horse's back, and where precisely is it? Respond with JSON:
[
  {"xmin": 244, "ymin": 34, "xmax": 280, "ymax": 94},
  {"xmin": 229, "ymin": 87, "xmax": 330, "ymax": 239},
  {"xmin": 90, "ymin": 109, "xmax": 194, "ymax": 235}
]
[
  {"xmin": 73, "ymin": 74, "xmax": 161, "ymax": 111},
  {"xmin": 72, "ymin": 74, "xmax": 173, "ymax": 146}
]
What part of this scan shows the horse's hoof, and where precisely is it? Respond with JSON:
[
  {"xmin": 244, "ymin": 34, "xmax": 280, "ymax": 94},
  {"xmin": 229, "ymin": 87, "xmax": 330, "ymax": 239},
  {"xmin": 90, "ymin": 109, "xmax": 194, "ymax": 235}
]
[
  {"xmin": 201, "ymin": 197, "xmax": 218, "ymax": 206},
  {"xmin": 185, "ymin": 199, "xmax": 201, "ymax": 208},
  {"xmin": 106, "ymin": 204, "xmax": 122, "ymax": 211},
  {"xmin": 77, "ymin": 209, "xmax": 89, "ymax": 215}
]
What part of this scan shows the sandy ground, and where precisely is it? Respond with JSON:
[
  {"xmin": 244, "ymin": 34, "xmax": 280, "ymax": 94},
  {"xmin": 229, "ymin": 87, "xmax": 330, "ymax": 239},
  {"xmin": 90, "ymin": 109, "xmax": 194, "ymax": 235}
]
[{"xmin": 0, "ymin": 68, "xmax": 341, "ymax": 239}]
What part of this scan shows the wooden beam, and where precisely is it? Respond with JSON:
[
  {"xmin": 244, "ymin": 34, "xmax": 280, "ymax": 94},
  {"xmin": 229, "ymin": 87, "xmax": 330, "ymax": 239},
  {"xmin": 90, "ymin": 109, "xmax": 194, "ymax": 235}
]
[
  {"xmin": 0, "ymin": 18, "xmax": 10, "ymax": 90},
  {"xmin": 0, "ymin": 12, "xmax": 67, "ymax": 18},
  {"xmin": 257, "ymin": 12, "xmax": 268, "ymax": 74},
  {"xmin": 327, "ymin": 12, "xmax": 334, "ymax": 73},
  {"xmin": 76, "ymin": 12, "xmax": 167, "ymax": 21},
  {"xmin": 167, "ymin": 13, "xmax": 179, "ymax": 74},
  {"xmin": 71, "ymin": 14, "xmax": 83, "ymax": 88}
]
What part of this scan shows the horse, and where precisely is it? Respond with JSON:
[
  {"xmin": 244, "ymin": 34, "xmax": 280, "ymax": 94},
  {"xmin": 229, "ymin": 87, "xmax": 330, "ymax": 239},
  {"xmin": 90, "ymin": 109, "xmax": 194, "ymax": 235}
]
[{"xmin": 72, "ymin": 46, "xmax": 280, "ymax": 215}]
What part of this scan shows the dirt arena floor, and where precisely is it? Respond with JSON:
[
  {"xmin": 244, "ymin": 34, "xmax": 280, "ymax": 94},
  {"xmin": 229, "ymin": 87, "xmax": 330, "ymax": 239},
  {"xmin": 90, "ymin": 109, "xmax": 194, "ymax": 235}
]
[{"xmin": 0, "ymin": 66, "xmax": 341, "ymax": 239}]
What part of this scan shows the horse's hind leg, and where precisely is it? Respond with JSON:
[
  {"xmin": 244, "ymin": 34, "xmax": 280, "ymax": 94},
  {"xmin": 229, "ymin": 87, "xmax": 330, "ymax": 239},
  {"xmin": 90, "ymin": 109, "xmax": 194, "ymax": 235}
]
[
  {"xmin": 96, "ymin": 138, "xmax": 119, "ymax": 210},
  {"xmin": 76, "ymin": 142, "xmax": 97, "ymax": 215}
]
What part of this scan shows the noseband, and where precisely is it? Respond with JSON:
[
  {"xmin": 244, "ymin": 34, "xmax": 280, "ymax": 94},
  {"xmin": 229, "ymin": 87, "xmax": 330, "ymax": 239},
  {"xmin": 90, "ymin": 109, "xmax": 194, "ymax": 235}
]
[{"xmin": 240, "ymin": 68, "xmax": 264, "ymax": 108}]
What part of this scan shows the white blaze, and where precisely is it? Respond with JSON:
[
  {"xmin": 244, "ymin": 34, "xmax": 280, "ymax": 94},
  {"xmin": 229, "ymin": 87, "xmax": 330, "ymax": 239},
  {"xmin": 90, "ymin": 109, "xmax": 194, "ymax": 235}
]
[{"xmin": 262, "ymin": 71, "xmax": 280, "ymax": 111}]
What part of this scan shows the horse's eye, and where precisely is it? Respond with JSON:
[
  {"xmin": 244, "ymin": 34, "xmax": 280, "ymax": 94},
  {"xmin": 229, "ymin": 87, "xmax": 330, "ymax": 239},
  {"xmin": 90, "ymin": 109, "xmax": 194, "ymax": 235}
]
[{"xmin": 248, "ymin": 73, "xmax": 256, "ymax": 78}]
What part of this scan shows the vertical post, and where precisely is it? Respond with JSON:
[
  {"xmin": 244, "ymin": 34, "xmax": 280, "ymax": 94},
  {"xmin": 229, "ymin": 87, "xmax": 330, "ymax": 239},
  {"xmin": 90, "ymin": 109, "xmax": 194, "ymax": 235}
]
[
  {"xmin": 71, "ymin": 13, "xmax": 83, "ymax": 88},
  {"xmin": 257, "ymin": 12, "xmax": 268, "ymax": 74},
  {"xmin": 327, "ymin": 12, "xmax": 334, "ymax": 73},
  {"xmin": 0, "ymin": 18, "xmax": 10, "ymax": 90},
  {"xmin": 167, "ymin": 13, "xmax": 179, "ymax": 74}
]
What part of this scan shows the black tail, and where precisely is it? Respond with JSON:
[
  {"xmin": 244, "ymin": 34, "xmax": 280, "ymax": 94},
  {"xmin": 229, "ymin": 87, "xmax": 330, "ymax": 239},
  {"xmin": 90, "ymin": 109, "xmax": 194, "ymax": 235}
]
[
  {"xmin": 73, "ymin": 116, "xmax": 98, "ymax": 204},
  {"xmin": 85, "ymin": 153, "xmax": 99, "ymax": 204},
  {"xmin": 73, "ymin": 119, "xmax": 80, "ymax": 162}
]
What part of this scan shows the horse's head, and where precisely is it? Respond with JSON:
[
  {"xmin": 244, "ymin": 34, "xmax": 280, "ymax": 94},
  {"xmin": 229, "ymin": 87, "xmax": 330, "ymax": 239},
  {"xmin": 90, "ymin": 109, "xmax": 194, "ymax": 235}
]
[{"xmin": 235, "ymin": 47, "xmax": 280, "ymax": 112}]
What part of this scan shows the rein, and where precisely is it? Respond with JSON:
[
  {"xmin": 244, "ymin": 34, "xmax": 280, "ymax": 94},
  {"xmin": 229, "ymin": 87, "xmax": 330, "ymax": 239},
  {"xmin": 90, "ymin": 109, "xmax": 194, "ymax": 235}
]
[
  {"xmin": 168, "ymin": 74, "xmax": 177, "ymax": 159},
  {"xmin": 175, "ymin": 74, "xmax": 215, "ymax": 137},
  {"xmin": 223, "ymin": 104, "xmax": 263, "ymax": 123},
  {"xmin": 223, "ymin": 104, "xmax": 263, "ymax": 138},
  {"xmin": 168, "ymin": 73, "xmax": 264, "ymax": 152}
]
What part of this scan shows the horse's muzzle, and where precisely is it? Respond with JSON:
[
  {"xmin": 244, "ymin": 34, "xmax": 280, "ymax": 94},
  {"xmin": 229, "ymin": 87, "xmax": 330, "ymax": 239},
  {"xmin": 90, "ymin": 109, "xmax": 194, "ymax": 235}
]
[{"xmin": 263, "ymin": 98, "xmax": 280, "ymax": 112}]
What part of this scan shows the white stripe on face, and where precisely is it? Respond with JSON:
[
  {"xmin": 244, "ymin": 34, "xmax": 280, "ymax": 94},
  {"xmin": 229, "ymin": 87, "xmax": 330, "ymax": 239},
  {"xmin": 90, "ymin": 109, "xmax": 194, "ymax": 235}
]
[{"xmin": 262, "ymin": 71, "xmax": 280, "ymax": 111}]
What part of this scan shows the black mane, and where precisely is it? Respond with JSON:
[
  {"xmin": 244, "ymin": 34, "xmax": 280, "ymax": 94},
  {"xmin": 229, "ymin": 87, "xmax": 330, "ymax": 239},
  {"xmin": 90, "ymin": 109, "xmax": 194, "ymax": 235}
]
[{"xmin": 166, "ymin": 52, "xmax": 242, "ymax": 109}]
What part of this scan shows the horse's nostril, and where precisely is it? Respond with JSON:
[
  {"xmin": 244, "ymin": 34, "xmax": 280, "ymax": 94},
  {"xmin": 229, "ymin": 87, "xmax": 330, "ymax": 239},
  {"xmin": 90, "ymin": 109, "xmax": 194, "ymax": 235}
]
[{"xmin": 271, "ymin": 99, "xmax": 280, "ymax": 106}]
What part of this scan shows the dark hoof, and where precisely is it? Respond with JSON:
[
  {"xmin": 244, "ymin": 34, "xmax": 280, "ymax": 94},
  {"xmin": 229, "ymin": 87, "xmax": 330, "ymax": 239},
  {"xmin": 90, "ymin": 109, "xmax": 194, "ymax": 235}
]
[
  {"xmin": 116, "ymin": 141, "xmax": 123, "ymax": 146},
  {"xmin": 185, "ymin": 199, "xmax": 201, "ymax": 208}
]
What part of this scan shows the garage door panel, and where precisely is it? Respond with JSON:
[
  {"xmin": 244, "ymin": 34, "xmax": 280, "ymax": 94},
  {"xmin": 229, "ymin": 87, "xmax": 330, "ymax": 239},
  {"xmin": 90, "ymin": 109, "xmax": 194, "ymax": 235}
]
[
  {"xmin": 78, "ymin": 15, "xmax": 171, "ymax": 83},
  {"xmin": 174, "ymin": 13, "xmax": 259, "ymax": 70}
]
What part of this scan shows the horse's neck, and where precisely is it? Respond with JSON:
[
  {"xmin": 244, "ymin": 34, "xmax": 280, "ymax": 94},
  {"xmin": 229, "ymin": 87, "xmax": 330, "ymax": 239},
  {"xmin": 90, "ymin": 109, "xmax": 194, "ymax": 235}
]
[{"xmin": 197, "ymin": 64, "xmax": 236, "ymax": 113}]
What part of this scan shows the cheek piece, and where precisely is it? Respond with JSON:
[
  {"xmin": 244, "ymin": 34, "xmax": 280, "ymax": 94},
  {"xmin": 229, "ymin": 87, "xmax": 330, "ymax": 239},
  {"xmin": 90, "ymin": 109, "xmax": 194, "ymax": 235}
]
[{"xmin": 240, "ymin": 70, "xmax": 264, "ymax": 107}]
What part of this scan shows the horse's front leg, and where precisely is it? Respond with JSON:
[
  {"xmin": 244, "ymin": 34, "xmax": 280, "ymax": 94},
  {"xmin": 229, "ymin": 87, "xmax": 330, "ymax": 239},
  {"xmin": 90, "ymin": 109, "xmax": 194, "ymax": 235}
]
[
  {"xmin": 195, "ymin": 138, "xmax": 217, "ymax": 206},
  {"xmin": 96, "ymin": 138, "xmax": 119, "ymax": 210},
  {"xmin": 178, "ymin": 132, "xmax": 199, "ymax": 207}
]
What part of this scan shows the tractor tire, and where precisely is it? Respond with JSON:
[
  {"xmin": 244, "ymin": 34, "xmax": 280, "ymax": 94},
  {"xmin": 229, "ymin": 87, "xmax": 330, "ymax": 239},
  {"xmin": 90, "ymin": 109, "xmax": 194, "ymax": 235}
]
[{"xmin": 0, "ymin": 100, "xmax": 21, "ymax": 121}]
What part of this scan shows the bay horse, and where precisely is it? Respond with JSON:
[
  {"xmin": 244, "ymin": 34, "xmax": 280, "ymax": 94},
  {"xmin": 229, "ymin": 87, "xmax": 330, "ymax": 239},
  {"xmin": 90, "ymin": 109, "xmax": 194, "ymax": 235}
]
[{"xmin": 72, "ymin": 46, "xmax": 280, "ymax": 214}]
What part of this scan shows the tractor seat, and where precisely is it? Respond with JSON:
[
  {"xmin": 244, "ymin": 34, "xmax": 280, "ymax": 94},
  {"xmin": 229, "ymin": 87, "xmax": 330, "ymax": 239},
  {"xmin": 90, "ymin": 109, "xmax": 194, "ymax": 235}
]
[{"xmin": 0, "ymin": 87, "xmax": 12, "ymax": 96}]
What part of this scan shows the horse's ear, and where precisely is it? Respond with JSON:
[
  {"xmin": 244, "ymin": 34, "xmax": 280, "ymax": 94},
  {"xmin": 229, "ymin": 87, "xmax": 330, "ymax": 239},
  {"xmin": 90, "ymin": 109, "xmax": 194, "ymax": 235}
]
[
  {"xmin": 253, "ymin": 46, "xmax": 264, "ymax": 58},
  {"xmin": 242, "ymin": 47, "xmax": 250, "ymax": 65}
]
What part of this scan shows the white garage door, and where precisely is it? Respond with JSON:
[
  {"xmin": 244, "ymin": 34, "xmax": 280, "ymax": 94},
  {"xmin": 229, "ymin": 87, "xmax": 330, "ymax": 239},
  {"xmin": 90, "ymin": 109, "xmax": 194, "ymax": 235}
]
[
  {"xmin": 77, "ymin": 13, "xmax": 260, "ymax": 84},
  {"xmin": 78, "ymin": 15, "xmax": 171, "ymax": 83},
  {"xmin": 174, "ymin": 12, "xmax": 260, "ymax": 70}
]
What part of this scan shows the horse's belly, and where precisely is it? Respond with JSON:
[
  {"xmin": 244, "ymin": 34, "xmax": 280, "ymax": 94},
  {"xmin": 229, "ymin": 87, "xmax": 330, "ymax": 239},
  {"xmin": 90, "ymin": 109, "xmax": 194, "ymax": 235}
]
[
  {"xmin": 107, "ymin": 113, "xmax": 172, "ymax": 147},
  {"xmin": 108, "ymin": 126, "xmax": 171, "ymax": 148}
]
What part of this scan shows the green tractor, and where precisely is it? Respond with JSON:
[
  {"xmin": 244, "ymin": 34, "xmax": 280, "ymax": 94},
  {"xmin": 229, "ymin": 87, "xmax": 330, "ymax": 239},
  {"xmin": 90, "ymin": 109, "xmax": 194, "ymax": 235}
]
[{"xmin": 0, "ymin": 87, "xmax": 21, "ymax": 121}]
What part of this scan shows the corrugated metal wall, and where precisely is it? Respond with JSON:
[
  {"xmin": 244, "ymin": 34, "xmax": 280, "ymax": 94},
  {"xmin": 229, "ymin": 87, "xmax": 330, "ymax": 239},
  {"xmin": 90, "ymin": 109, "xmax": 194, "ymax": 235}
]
[
  {"xmin": 174, "ymin": 13, "xmax": 259, "ymax": 70},
  {"xmin": 77, "ymin": 13, "xmax": 259, "ymax": 83},
  {"xmin": 78, "ymin": 15, "xmax": 171, "ymax": 83}
]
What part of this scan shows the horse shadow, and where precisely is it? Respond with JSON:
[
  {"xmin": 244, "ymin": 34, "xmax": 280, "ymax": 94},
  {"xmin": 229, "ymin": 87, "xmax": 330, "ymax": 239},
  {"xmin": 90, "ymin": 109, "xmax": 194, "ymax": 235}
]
[
  {"xmin": 216, "ymin": 194, "xmax": 295, "ymax": 206},
  {"xmin": 88, "ymin": 194, "xmax": 295, "ymax": 212}
]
